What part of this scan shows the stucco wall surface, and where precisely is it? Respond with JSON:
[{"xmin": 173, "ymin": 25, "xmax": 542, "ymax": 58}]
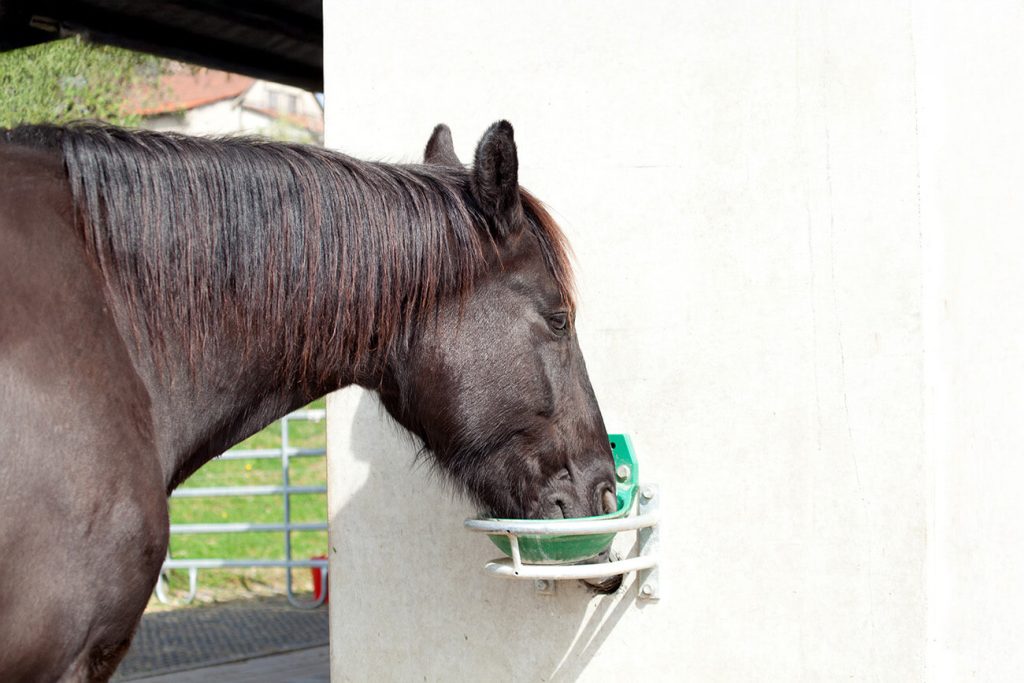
[{"xmin": 323, "ymin": 2, "xmax": 1024, "ymax": 680}]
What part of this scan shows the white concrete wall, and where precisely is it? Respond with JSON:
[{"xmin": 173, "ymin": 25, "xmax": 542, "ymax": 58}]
[
  {"xmin": 243, "ymin": 80, "xmax": 322, "ymax": 121},
  {"xmin": 324, "ymin": 2, "xmax": 1024, "ymax": 680},
  {"xmin": 915, "ymin": 3, "xmax": 1024, "ymax": 680},
  {"xmin": 143, "ymin": 100, "xmax": 242, "ymax": 136}
]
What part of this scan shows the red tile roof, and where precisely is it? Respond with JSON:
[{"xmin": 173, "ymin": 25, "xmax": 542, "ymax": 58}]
[{"xmin": 126, "ymin": 69, "xmax": 255, "ymax": 115}]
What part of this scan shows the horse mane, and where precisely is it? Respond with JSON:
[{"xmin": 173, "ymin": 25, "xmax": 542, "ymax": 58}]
[{"xmin": 9, "ymin": 124, "xmax": 574, "ymax": 385}]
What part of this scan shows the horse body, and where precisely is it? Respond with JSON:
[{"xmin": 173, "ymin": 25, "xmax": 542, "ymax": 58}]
[
  {"xmin": 0, "ymin": 138, "xmax": 167, "ymax": 681},
  {"xmin": 0, "ymin": 122, "xmax": 616, "ymax": 681}
]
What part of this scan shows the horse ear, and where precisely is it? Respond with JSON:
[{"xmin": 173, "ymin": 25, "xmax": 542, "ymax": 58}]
[
  {"xmin": 471, "ymin": 120, "xmax": 523, "ymax": 237},
  {"xmin": 424, "ymin": 124, "xmax": 462, "ymax": 167}
]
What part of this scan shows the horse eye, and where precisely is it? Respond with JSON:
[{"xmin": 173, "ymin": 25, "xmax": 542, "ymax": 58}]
[{"xmin": 548, "ymin": 313, "xmax": 569, "ymax": 331}]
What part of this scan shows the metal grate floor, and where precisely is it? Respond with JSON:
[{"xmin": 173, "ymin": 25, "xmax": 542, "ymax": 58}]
[{"xmin": 112, "ymin": 597, "xmax": 329, "ymax": 681}]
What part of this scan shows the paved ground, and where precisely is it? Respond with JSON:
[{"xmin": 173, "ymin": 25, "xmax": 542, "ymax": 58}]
[
  {"xmin": 112, "ymin": 596, "xmax": 329, "ymax": 681},
  {"xmin": 131, "ymin": 646, "xmax": 330, "ymax": 683}
]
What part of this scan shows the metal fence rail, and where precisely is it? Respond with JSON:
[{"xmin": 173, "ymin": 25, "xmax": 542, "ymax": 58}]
[{"xmin": 155, "ymin": 409, "xmax": 329, "ymax": 608}]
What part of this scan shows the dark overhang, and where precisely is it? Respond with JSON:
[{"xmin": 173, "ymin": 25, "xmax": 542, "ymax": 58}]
[{"xmin": 0, "ymin": 0, "xmax": 323, "ymax": 92}]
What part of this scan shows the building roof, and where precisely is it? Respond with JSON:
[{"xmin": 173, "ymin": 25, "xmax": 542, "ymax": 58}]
[
  {"xmin": 127, "ymin": 68, "xmax": 255, "ymax": 116},
  {"xmin": 0, "ymin": 0, "xmax": 322, "ymax": 92}
]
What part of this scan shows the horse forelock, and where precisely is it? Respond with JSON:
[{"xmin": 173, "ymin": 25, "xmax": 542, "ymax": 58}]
[{"xmin": 34, "ymin": 124, "xmax": 574, "ymax": 387}]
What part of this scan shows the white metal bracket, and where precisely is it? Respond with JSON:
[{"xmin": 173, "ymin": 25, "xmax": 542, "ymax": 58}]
[
  {"xmin": 636, "ymin": 484, "xmax": 660, "ymax": 601},
  {"xmin": 465, "ymin": 483, "xmax": 661, "ymax": 600}
]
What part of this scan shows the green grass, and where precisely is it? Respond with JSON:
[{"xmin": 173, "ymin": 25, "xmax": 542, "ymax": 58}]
[{"xmin": 159, "ymin": 399, "xmax": 328, "ymax": 602}]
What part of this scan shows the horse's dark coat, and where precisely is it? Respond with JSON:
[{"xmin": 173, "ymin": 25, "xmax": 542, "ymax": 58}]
[{"xmin": 0, "ymin": 122, "xmax": 616, "ymax": 681}]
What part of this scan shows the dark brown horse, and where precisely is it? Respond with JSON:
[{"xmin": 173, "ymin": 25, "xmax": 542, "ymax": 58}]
[{"xmin": 0, "ymin": 121, "xmax": 617, "ymax": 682}]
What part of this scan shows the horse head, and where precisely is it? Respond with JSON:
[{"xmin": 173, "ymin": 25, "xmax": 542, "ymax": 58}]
[{"xmin": 377, "ymin": 122, "xmax": 618, "ymax": 523}]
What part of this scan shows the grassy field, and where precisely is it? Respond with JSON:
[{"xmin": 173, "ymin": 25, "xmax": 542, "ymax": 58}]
[{"xmin": 156, "ymin": 399, "xmax": 328, "ymax": 606}]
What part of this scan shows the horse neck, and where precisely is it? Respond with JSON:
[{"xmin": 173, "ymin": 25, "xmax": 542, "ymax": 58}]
[
  {"xmin": 122, "ymin": 281, "xmax": 365, "ymax": 492},
  {"xmin": 59, "ymin": 128, "xmax": 480, "ymax": 490},
  {"xmin": 114, "ymin": 206, "xmax": 395, "ymax": 492}
]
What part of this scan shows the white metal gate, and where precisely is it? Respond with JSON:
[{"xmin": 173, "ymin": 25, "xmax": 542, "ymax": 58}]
[{"xmin": 155, "ymin": 409, "xmax": 328, "ymax": 608}]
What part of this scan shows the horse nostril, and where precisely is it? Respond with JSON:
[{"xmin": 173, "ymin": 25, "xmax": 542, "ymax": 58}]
[
  {"xmin": 546, "ymin": 495, "xmax": 568, "ymax": 519},
  {"xmin": 602, "ymin": 489, "xmax": 617, "ymax": 514}
]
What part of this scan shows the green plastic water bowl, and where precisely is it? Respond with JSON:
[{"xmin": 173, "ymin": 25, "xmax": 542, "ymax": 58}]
[{"xmin": 485, "ymin": 434, "xmax": 639, "ymax": 564}]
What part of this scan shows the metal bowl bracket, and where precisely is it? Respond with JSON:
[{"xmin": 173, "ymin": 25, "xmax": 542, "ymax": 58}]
[{"xmin": 465, "ymin": 484, "xmax": 660, "ymax": 601}]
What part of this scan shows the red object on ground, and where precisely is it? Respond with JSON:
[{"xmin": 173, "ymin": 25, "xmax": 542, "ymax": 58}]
[{"xmin": 311, "ymin": 555, "xmax": 329, "ymax": 603}]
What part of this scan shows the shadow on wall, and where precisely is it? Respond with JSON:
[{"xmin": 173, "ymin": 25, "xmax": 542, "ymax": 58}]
[{"xmin": 329, "ymin": 390, "xmax": 644, "ymax": 681}]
